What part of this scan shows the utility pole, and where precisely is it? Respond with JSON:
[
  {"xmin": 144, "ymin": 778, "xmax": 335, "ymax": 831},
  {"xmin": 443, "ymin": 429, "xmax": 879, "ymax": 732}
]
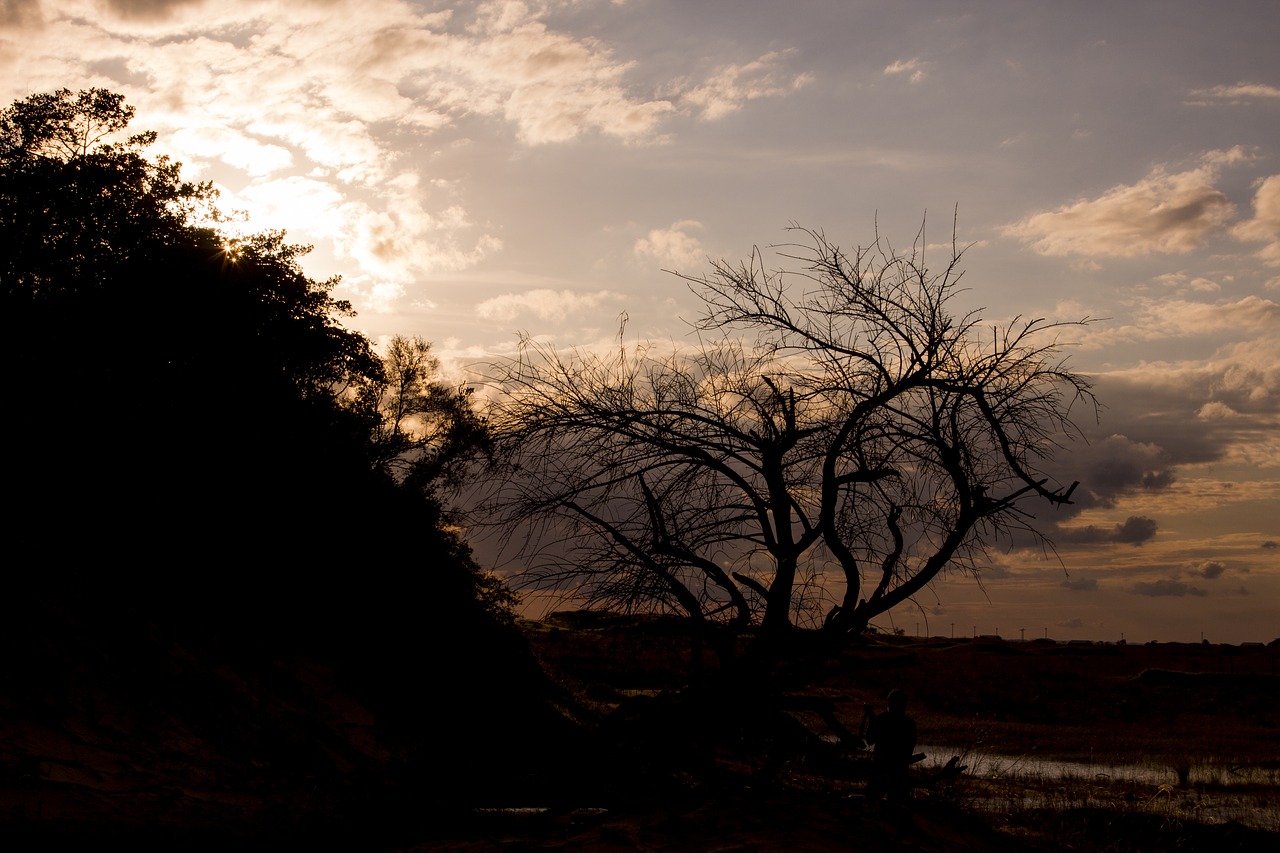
[{"xmin": 1020, "ymin": 627, "xmax": 1026, "ymax": 642}]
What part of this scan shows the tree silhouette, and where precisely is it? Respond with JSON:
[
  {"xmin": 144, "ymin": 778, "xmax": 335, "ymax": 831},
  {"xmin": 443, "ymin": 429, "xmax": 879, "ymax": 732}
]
[
  {"xmin": 482, "ymin": 226, "xmax": 1093, "ymax": 643},
  {"xmin": 3, "ymin": 90, "xmax": 365, "ymax": 560},
  {"xmin": 362, "ymin": 334, "xmax": 491, "ymax": 497},
  {"xmin": 0, "ymin": 87, "xmax": 504, "ymax": 631},
  {"xmin": 0, "ymin": 90, "xmax": 576, "ymax": 831},
  {"xmin": 2, "ymin": 88, "xmax": 211, "ymax": 299}
]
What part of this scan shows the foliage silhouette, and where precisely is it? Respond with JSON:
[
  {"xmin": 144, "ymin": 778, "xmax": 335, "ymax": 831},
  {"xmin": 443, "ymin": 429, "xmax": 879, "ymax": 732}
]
[
  {"xmin": 0, "ymin": 89, "xmax": 567, "ymax": 834},
  {"xmin": 482, "ymin": 225, "xmax": 1094, "ymax": 644},
  {"xmin": 1, "ymin": 87, "xmax": 494, "ymax": 592},
  {"xmin": 362, "ymin": 334, "xmax": 492, "ymax": 497}
]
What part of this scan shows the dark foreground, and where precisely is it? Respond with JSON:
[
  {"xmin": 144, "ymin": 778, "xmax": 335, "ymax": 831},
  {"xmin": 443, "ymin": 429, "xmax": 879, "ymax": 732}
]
[
  {"xmin": 3, "ymin": 608, "xmax": 1278, "ymax": 851},
  {"xmin": 408, "ymin": 789, "xmax": 1280, "ymax": 852}
]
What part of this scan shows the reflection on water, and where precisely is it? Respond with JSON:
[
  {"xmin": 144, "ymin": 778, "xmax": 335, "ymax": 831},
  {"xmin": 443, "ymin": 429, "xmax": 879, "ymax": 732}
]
[
  {"xmin": 917, "ymin": 744, "xmax": 1280, "ymax": 831},
  {"xmin": 920, "ymin": 744, "xmax": 1172, "ymax": 784}
]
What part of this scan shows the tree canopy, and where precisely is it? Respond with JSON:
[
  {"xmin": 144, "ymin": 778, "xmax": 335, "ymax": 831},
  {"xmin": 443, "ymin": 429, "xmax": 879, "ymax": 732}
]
[
  {"xmin": 1, "ymin": 87, "xmax": 500, "ymax": 627},
  {"xmin": 481, "ymin": 226, "xmax": 1094, "ymax": 643},
  {"xmin": 0, "ymin": 89, "xmax": 584, "ymax": 826}
]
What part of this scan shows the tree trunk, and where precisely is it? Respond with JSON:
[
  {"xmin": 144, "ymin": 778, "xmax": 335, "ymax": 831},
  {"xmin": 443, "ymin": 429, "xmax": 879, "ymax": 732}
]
[{"xmin": 762, "ymin": 554, "xmax": 796, "ymax": 635}]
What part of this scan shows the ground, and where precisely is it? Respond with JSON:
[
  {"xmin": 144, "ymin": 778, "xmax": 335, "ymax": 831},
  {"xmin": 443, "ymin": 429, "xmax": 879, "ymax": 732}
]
[{"xmin": 3, "ymin": 609, "xmax": 1278, "ymax": 850}]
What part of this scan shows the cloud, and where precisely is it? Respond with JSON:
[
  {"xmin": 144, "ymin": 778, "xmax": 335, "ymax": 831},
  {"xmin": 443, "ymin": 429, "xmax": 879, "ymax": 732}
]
[
  {"xmin": 1024, "ymin": 322, "xmax": 1280, "ymax": 555},
  {"xmin": 476, "ymin": 288, "xmax": 624, "ymax": 322},
  {"xmin": 229, "ymin": 176, "xmax": 351, "ymax": 238},
  {"xmin": 1, "ymin": 0, "xmax": 40, "ymax": 28},
  {"xmin": 1233, "ymin": 174, "xmax": 1280, "ymax": 267},
  {"xmin": 926, "ymin": 239, "xmax": 990, "ymax": 255},
  {"xmin": 1186, "ymin": 81, "xmax": 1280, "ymax": 105},
  {"xmin": 633, "ymin": 220, "xmax": 707, "ymax": 269},
  {"xmin": 5, "ymin": 0, "xmax": 808, "ymax": 307},
  {"xmin": 463, "ymin": 7, "xmax": 678, "ymax": 144},
  {"xmin": 222, "ymin": 171, "xmax": 501, "ymax": 289},
  {"xmin": 1151, "ymin": 272, "xmax": 1221, "ymax": 294},
  {"xmin": 1115, "ymin": 516, "xmax": 1160, "ymax": 544},
  {"xmin": 1093, "ymin": 336, "xmax": 1280, "ymax": 431},
  {"xmin": 1129, "ymin": 579, "xmax": 1208, "ymax": 597},
  {"xmin": 1061, "ymin": 577, "xmax": 1098, "ymax": 591},
  {"xmin": 676, "ymin": 50, "xmax": 812, "ymax": 121},
  {"xmin": 1062, "ymin": 435, "xmax": 1173, "ymax": 512},
  {"xmin": 4, "ymin": 2, "xmax": 513, "ymax": 294},
  {"xmin": 1058, "ymin": 516, "xmax": 1158, "ymax": 546},
  {"xmin": 1263, "ymin": 541, "xmax": 1278, "ymax": 550},
  {"xmin": 346, "ymin": 203, "xmax": 502, "ymax": 283},
  {"xmin": 169, "ymin": 125, "xmax": 293, "ymax": 176},
  {"xmin": 1004, "ymin": 150, "xmax": 1244, "ymax": 257},
  {"xmin": 1197, "ymin": 401, "xmax": 1238, "ymax": 420},
  {"xmin": 1141, "ymin": 295, "xmax": 1280, "ymax": 336},
  {"xmin": 884, "ymin": 58, "xmax": 927, "ymax": 83},
  {"xmin": 1062, "ymin": 345, "xmax": 1280, "ymax": 507},
  {"xmin": 102, "ymin": 0, "xmax": 204, "ymax": 22},
  {"xmin": 242, "ymin": 110, "xmax": 390, "ymax": 184},
  {"xmin": 1190, "ymin": 560, "xmax": 1227, "ymax": 579}
]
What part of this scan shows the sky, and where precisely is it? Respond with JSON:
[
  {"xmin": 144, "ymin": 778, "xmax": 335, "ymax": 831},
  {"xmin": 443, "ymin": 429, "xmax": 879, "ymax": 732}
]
[{"xmin": 5, "ymin": 0, "xmax": 1278, "ymax": 643}]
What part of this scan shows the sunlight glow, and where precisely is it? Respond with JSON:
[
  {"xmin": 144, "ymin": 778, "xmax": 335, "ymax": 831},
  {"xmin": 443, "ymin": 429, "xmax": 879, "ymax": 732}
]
[{"xmin": 220, "ymin": 238, "xmax": 244, "ymax": 264}]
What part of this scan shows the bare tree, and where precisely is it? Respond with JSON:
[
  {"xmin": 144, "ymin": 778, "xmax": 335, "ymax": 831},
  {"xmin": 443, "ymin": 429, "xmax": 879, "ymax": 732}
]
[{"xmin": 479, "ymin": 225, "xmax": 1093, "ymax": 644}]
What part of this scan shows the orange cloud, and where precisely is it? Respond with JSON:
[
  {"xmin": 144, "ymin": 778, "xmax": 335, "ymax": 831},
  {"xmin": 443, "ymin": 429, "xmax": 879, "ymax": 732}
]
[
  {"xmin": 1004, "ymin": 150, "xmax": 1245, "ymax": 257},
  {"xmin": 1233, "ymin": 175, "xmax": 1280, "ymax": 267},
  {"xmin": 476, "ymin": 289, "xmax": 624, "ymax": 322},
  {"xmin": 1185, "ymin": 81, "xmax": 1280, "ymax": 105},
  {"xmin": 633, "ymin": 220, "xmax": 707, "ymax": 270},
  {"xmin": 884, "ymin": 58, "xmax": 928, "ymax": 83},
  {"xmin": 678, "ymin": 50, "xmax": 813, "ymax": 120}
]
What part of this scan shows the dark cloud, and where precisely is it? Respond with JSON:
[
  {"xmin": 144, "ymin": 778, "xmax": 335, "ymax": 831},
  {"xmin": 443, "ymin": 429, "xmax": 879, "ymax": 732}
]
[
  {"xmin": 1130, "ymin": 579, "xmax": 1208, "ymax": 597},
  {"xmin": 1190, "ymin": 560, "xmax": 1226, "ymax": 579},
  {"xmin": 1036, "ymin": 363, "xmax": 1279, "ymax": 550},
  {"xmin": 1, "ymin": 0, "xmax": 40, "ymax": 28},
  {"xmin": 1061, "ymin": 577, "xmax": 1098, "ymax": 591},
  {"xmin": 1115, "ymin": 516, "xmax": 1159, "ymax": 544},
  {"xmin": 1050, "ymin": 432, "xmax": 1175, "ymax": 519},
  {"xmin": 1079, "ymin": 363, "xmax": 1280, "ymax": 486},
  {"xmin": 104, "ymin": 0, "xmax": 205, "ymax": 20},
  {"xmin": 1263, "ymin": 541, "xmax": 1278, "ymax": 550},
  {"xmin": 1058, "ymin": 515, "xmax": 1158, "ymax": 546}
]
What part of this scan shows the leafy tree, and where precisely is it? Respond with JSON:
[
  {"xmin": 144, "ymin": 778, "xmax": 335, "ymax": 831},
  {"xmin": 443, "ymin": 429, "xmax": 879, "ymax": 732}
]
[
  {"xmin": 2, "ymin": 87, "xmax": 146, "ymax": 160},
  {"xmin": 0, "ymin": 91, "xmax": 577, "ymax": 821},
  {"xmin": 362, "ymin": 334, "xmax": 491, "ymax": 496},
  {"xmin": 1, "ymin": 88, "xmax": 212, "ymax": 300},
  {"xmin": 0, "ymin": 88, "xmax": 498, "ymax": 622},
  {"xmin": 481, "ymin": 226, "xmax": 1093, "ymax": 644}
]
